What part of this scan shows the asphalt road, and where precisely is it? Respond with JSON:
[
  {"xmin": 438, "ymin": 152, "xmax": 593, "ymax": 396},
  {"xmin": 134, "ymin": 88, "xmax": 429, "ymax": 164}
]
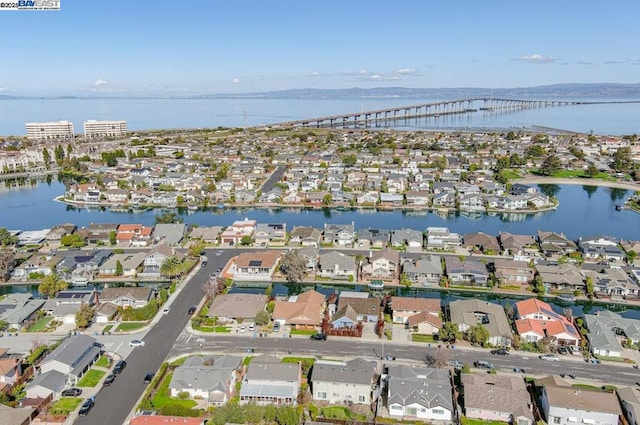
[{"xmin": 74, "ymin": 250, "xmax": 235, "ymax": 425}]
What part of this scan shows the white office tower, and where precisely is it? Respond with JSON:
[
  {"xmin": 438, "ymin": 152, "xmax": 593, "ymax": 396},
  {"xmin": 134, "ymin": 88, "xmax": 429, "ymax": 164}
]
[
  {"xmin": 83, "ymin": 120, "xmax": 127, "ymax": 138},
  {"xmin": 25, "ymin": 120, "xmax": 75, "ymax": 140}
]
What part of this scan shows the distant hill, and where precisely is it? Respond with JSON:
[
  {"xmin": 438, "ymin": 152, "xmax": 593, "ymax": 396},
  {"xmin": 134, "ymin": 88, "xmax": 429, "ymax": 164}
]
[{"xmin": 201, "ymin": 83, "xmax": 640, "ymax": 99}]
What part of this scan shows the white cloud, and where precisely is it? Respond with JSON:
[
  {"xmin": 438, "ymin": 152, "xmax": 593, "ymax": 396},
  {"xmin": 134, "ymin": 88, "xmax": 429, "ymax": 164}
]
[
  {"xmin": 516, "ymin": 54, "xmax": 557, "ymax": 64},
  {"xmin": 232, "ymin": 78, "xmax": 241, "ymax": 84},
  {"xmin": 371, "ymin": 74, "xmax": 383, "ymax": 80},
  {"xmin": 0, "ymin": 87, "xmax": 8, "ymax": 93},
  {"xmin": 93, "ymin": 79, "xmax": 108, "ymax": 87},
  {"xmin": 396, "ymin": 68, "xmax": 419, "ymax": 75}
]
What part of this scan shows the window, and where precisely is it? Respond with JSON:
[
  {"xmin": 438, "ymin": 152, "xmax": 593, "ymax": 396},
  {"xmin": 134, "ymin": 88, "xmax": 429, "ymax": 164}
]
[
  {"xmin": 433, "ymin": 409, "xmax": 445, "ymax": 415},
  {"xmin": 553, "ymin": 417, "xmax": 561, "ymax": 424},
  {"xmin": 317, "ymin": 392, "xmax": 326, "ymax": 399},
  {"xmin": 405, "ymin": 407, "xmax": 417, "ymax": 416},
  {"xmin": 358, "ymin": 395, "xmax": 366, "ymax": 403},
  {"xmin": 517, "ymin": 420, "xmax": 529, "ymax": 425}
]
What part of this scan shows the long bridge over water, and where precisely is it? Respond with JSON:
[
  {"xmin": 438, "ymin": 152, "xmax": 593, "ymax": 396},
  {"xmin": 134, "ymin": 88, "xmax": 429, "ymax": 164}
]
[{"xmin": 265, "ymin": 98, "xmax": 640, "ymax": 129}]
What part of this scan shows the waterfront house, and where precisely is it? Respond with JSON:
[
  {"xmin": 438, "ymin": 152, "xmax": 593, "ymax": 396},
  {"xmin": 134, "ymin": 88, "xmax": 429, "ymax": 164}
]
[
  {"xmin": 386, "ymin": 365, "xmax": 453, "ymax": 422},
  {"xmin": 272, "ymin": 289, "xmax": 325, "ymax": 329},
  {"xmin": 401, "ymin": 255, "xmax": 443, "ymax": 286},
  {"xmin": 153, "ymin": 223, "xmax": 187, "ymax": 246},
  {"xmin": 86, "ymin": 223, "xmax": 118, "ymax": 245},
  {"xmin": 220, "ymin": 218, "xmax": 257, "ymax": 245},
  {"xmin": 536, "ymin": 263, "xmax": 585, "ymax": 292},
  {"xmin": 317, "ymin": 251, "xmax": 357, "ymax": 281},
  {"xmin": 208, "ymin": 294, "xmax": 267, "ymax": 323},
  {"xmin": 336, "ymin": 296, "xmax": 380, "ymax": 323},
  {"xmin": 391, "ymin": 228, "xmax": 423, "ymax": 250},
  {"xmin": 116, "ymin": 224, "xmax": 152, "ymax": 247},
  {"xmin": 499, "ymin": 231, "xmax": 537, "ymax": 254},
  {"xmin": 379, "ymin": 193, "xmax": 404, "ymax": 207},
  {"xmin": 98, "ymin": 252, "xmax": 146, "ymax": 277},
  {"xmin": 38, "ymin": 335, "xmax": 102, "ymax": 386},
  {"xmin": 493, "ymin": 258, "xmax": 534, "ymax": 287},
  {"xmin": 449, "ymin": 299, "xmax": 512, "ymax": 346},
  {"xmin": 537, "ymin": 231, "xmax": 578, "ymax": 257},
  {"xmin": 43, "ymin": 289, "xmax": 98, "ymax": 325},
  {"xmin": 323, "ymin": 223, "xmax": 355, "ymax": 246},
  {"xmin": 444, "ymin": 257, "xmax": 489, "ymax": 286},
  {"xmin": 228, "ymin": 250, "xmax": 282, "ymax": 282},
  {"xmin": 361, "ymin": 248, "xmax": 400, "ymax": 281},
  {"xmin": 586, "ymin": 267, "xmax": 639, "ymax": 297},
  {"xmin": 189, "ymin": 226, "xmax": 223, "ymax": 244},
  {"xmin": 462, "ymin": 232, "xmax": 501, "ymax": 253},
  {"xmin": 298, "ymin": 245, "xmax": 318, "ymax": 271},
  {"xmin": 169, "ymin": 355, "xmax": 243, "ymax": 405},
  {"xmin": 390, "ymin": 296, "xmax": 441, "ymax": 325},
  {"xmin": 426, "ymin": 227, "xmax": 461, "ymax": 250},
  {"xmin": 253, "ymin": 223, "xmax": 287, "ymax": 247},
  {"xmin": 45, "ymin": 223, "xmax": 76, "ymax": 242},
  {"xmin": 357, "ymin": 228, "xmax": 391, "ymax": 248},
  {"xmin": 239, "ymin": 355, "xmax": 301, "ymax": 406},
  {"xmin": 432, "ymin": 190, "xmax": 455, "ymax": 207},
  {"xmin": 405, "ymin": 190, "xmax": 430, "ymax": 206},
  {"xmin": 0, "ymin": 294, "xmax": 45, "ymax": 330},
  {"xmin": 461, "ymin": 373, "xmax": 534, "ymax": 425},
  {"xmin": 356, "ymin": 191, "xmax": 379, "ymax": 205},
  {"xmin": 510, "ymin": 183, "xmax": 537, "ymax": 195},
  {"xmin": 578, "ymin": 234, "xmax": 625, "ymax": 262},
  {"xmin": 458, "ymin": 193, "xmax": 485, "ymax": 211},
  {"xmin": 514, "ymin": 298, "xmax": 580, "ymax": 346},
  {"xmin": 99, "ymin": 287, "xmax": 155, "ymax": 309},
  {"xmin": 310, "ymin": 358, "xmax": 380, "ymax": 405},
  {"xmin": 585, "ymin": 310, "xmax": 640, "ymax": 357},
  {"xmin": 105, "ymin": 188, "xmax": 129, "ymax": 203},
  {"xmin": 536, "ymin": 375, "xmax": 622, "ymax": 425},
  {"xmin": 288, "ymin": 226, "xmax": 322, "ymax": 247},
  {"xmin": 10, "ymin": 254, "xmax": 59, "ymax": 281}
]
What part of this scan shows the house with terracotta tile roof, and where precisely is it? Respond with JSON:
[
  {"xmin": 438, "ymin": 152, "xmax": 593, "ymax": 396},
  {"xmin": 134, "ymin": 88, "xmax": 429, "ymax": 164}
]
[
  {"xmin": 116, "ymin": 224, "xmax": 153, "ymax": 247},
  {"xmin": 228, "ymin": 251, "xmax": 283, "ymax": 282},
  {"xmin": 514, "ymin": 298, "xmax": 580, "ymax": 346},
  {"xmin": 129, "ymin": 415, "xmax": 205, "ymax": 425},
  {"xmin": 272, "ymin": 289, "xmax": 325, "ymax": 329}
]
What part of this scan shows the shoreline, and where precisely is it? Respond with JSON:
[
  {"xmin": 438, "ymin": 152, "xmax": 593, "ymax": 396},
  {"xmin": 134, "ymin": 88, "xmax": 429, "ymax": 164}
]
[{"xmin": 514, "ymin": 176, "xmax": 640, "ymax": 192}]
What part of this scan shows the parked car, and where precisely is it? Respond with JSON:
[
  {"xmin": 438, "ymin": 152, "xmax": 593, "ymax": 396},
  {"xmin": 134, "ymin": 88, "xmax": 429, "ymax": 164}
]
[
  {"xmin": 61, "ymin": 388, "xmax": 82, "ymax": 397},
  {"xmin": 248, "ymin": 324, "xmax": 256, "ymax": 332},
  {"xmin": 556, "ymin": 346, "xmax": 569, "ymax": 355},
  {"xmin": 78, "ymin": 398, "xmax": 94, "ymax": 416},
  {"xmin": 473, "ymin": 360, "xmax": 494, "ymax": 370},
  {"xmin": 188, "ymin": 306, "xmax": 197, "ymax": 315},
  {"xmin": 103, "ymin": 374, "xmax": 116, "ymax": 387},
  {"xmin": 162, "ymin": 307, "xmax": 171, "ymax": 314},
  {"xmin": 310, "ymin": 333, "xmax": 327, "ymax": 341},
  {"xmin": 144, "ymin": 372, "xmax": 154, "ymax": 384},
  {"xmin": 569, "ymin": 345, "xmax": 581, "ymax": 355},
  {"xmin": 447, "ymin": 360, "xmax": 464, "ymax": 370},
  {"xmin": 201, "ymin": 261, "xmax": 207, "ymax": 267},
  {"xmin": 273, "ymin": 322, "xmax": 280, "ymax": 332},
  {"xmin": 129, "ymin": 339, "xmax": 145, "ymax": 347},
  {"xmin": 513, "ymin": 367, "xmax": 526, "ymax": 373},
  {"xmin": 491, "ymin": 348, "xmax": 510, "ymax": 356},
  {"xmin": 239, "ymin": 325, "xmax": 246, "ymax": 333},
  {"xmin": 539, "ymin": 354, "xmax": 560, "ymax": 362},
  {"xmin": 113, "ymin": 360, "xmax": 126, "ymax": 374}
]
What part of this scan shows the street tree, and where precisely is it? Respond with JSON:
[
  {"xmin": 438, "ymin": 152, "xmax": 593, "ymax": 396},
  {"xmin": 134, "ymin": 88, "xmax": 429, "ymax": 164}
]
[
  {"xmin": 424, "ymin": 346, "xmax": 450, "ymax": 368},
  {"xmin": 280, "ymin": 251, "xmax": 306, "ymax": 283},
  {"xmin": 438, "ymin": 321, "xmax": 461, "ymax": 343},
  {"xmin": 38, "ymin": 273, "xmax": 68, "ymax": 298},
  {"xmin": 255, "ymin": 310, "xmax": 270, "ymax": 326},
  {"xmin": 75, "ymin": 302, "xmax": 94, "ymax": 329}
]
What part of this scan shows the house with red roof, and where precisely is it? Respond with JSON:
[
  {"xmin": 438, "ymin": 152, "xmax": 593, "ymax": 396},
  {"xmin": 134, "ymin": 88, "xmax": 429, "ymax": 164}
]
[
  {"xmin": 116, "ymin": 224, "xmax": 153, "ymax": 247},
  {"xmin": 514, "ymin": 298, "xmax": 580, "ymax": 346}
]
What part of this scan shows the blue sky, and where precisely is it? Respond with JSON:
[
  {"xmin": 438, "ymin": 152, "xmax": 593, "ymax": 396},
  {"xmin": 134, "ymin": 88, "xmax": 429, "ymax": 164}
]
[{"xmin": 1, "ymin": 0, "xmax": 639, "ymax": 96}]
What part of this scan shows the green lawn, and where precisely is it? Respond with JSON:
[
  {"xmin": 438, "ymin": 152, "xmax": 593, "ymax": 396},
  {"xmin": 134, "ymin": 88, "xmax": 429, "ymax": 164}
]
[
  {"xmin": 95, "ymin": 355, "xmax": 110, "ymax": 368},
  {"xmin": 320, "ymin": 406, "xmax": 367, "ymax": 421},
  {"xmin": 193, "ymin": 325, "xmax": 231, "ymax": 333},
  {"xmin": 49, "ymin": 397, "xmax": 83, "ymax": 415},
  {"xmin": 460, "ymin": 418, "xmax": 507, "ymax": 425},
  {"xmin": 290, "ymin": 328, "xmax": 316, "ymax": 336},
  {"xmin": 115, "ymin": 322, "xmax": 147, "ymax": 332},
  {"xmin": 102, "ymin": 324, "xmax": 114, "ymax": 333},
  {"xmin": 77, "ymin": 369, "xmax": 106, "ymax": 387},
  {"xmin": 27, "ymin": 316, "xmax": 53, "ymax": 332},
  {"xmin": 412, "ymin": 334, "xmax": 437, "ymax": 343},
  {"xmin": 152, "ymin": 372, "xmax": 197, "ymax": 410}
]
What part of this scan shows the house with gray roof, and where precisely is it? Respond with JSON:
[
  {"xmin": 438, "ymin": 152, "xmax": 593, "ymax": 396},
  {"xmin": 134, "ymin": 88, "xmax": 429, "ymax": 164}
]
[
  {"xmin": 38, "ymin": 335, "xmax": 102, "ymax": 385},
  {"xmin": 449, "ymin": 299, "xmax": 513, "ymax": 346},
  {"xmin": 189, "ymin": 226, "xmax": 223, "ymax": 244},
  {"xmin": 42, "ymin": 289, "xmax": 98, "ymax": 325},
  {"xmin": 462, "ymin": 373, "xmax": 534, "ymax": 425},
  {"xmin": 25, "ymin": 369, "xmax": 67, "ymax": 399},
  {"xmin": 536, "ymin": 263, "xmax": 585, "ymax": 292},
  {"xmin": 444, "ymin": 257, "xmax": 489, "ymax": 286},
  {"xmin": 288, "ymin": 226, "xmax": 322, "ymax": 247},
  {"xmin": 357, "ymin": 228, "xmax": 390, "ymax": 248},
  {"xmin": 617, "ymin": 386, "xmax": 640, "ymax": 425},
  {"xmin": 317, "ymin": 251, "xmax": 357, "ymax": 281},
  {"xmin": 239, "ymin": 355, "xmax": 301, "ymax": 406},
  {"xmin": 361, "ymin": 248, "xmax": 400, "ymax": 281},
  {"xmin": 402, "ymin": 255, "xmax": 442, "ymax": 286},
  {"xmin": 310, "ymin": 358, "xmax": 380, "ymax": 405},
  {"xmin": 586, "ymin": 267, "xmax": 639, "ymax": 297},
  {"xmin": 323, "ymin": 223, "xmax": 355, "ymax": 246},
  {"xmin": 99, "ymin": 287, "xmax": 155, "ymax": 309},
  {"xmin": 209, "ymin": 294, "xmax": 267, "ymax": 322},
  {"xmin": 0, "ymin": 294, "xmax": 45, "ymax": 330},
  {"xmin": 386, "ymin": 365, "xmax": 453, "ymax": 422},
  {"xmin": 585, "ymin": 310, "xmax": 640, "ymax": 358},
  {"xmin": 169, "ymin": 355, "xmax": 243, "ymax": 405},
  {"xmin": 153, "ymin": 223, "xmax": 187, "ymax": 246},
  {"xmin": 0, "ymin": 403, "xmax": 35, "ymax": 425},
  {"xmin": 391, "ymin": 228, "xmax": 423, "ymax": 250},
  {"xmin": 578, "ymin": 234, "xmax": 625, "ymax": 262}
]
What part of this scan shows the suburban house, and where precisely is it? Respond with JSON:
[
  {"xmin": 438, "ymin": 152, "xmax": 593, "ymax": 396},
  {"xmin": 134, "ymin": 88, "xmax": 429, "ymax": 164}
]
[
  {"xmin": 390, "ymin": 297, "xmax": 441, "ymax": 325},
  {"xmin": 298, "ymin": 246, "xmax": 318, "ymax": 272},
  {"xmin": 253, "ymin": 223, "xmax": 287, "ymax": 247},
  {"xmin": 462, "ymin": 232, "xmax": 501, "ymax": 253},
  {"xmin": 0, "ymin": 403, "xmax": 34, "ymax": 425},
  {"xmin": 228, "ymin": 251, "xmax": 283, "ymax": 282},
  {"xmin": 86, "ymin": 223, "xmax": 118, "ymax": 245},
  {"xmin": 426, "ymin": 227, "xmax": 461, "ymax": 250},
  {"xmin": 220, "ymin": 218, "xmax": 257, "ymax": 245},
  {"xmin": 153, "ymin": 223, "xmax": 188, "ymax": 246},
  {"xmin": 0, "ymin": 294, "xmax": 45, "ymax": 330},
  {"xmin": 578, "ymin": 234, "xmax": 626, "ymax": 262},
  {"xmin": 461, "ymin": 373, "xmax": 534, "ymax": 425},
  {"xmin": 317, "ymin": 251, "xmax": 357, "ymax": 281},
  {"xmin": 189, "ymin": 226, "xmax": 223, "ymax": 244},
  {"xmin": 585, "ymin": 267, "xmax": 638, "ymax": 297},
  {"xmin": 514, "ymin": 298, "xmax": 581, "ymax": 346},
  {"xmin": 361, "ymin": 248, "xmax": 400, "ymax": 281},
  {"xmin": 169, "ymin": 355, "xmax": 243, "ymax": 405},
  {"xmin": 391, "ymin": 228, "xmax": 424, "ymax": 251},
  {"xmin": 386, "ymin": 365, "xmax": 454, "ymax": 423},
  {"xmin": 493, "ymin": 258, "xmax": 534, "ymax": 288},
  {"xmin": 401, "ymin": 255, "xmax": 443, "ymax": 286},
  {"xmin": 288, "ymin": 226, "xmax": 322, "ymax": 247},
  {"xmin": 336, "ymin": 296, "xmax": 381, "ymax": 323},
  {"xmin": 140, "ymin": 244, "xmax": 185, "ymax": 278},
  {"xmin": 98, "ymin": 252, "xmax": 147, "ymax": 277},
  {"xmin": 310, "ymin": 358, "xmax": 380, "ymax": 405},
  {"xmin": 357, "ymin": 228, "xmax": 391, "ymax": 248},
  {"xmin": 449, "ymin": 299, "xmax": 513, "ymax": 347},
  {"xmin": 42, "ymin": 289, "xmax": 98, "ymax": 325},
  {"xmin": 537, "ymin": 231, "xmax": 578, "ymax": 257},
  {"xmin": 37, "ymin": 335, "xmax": 102, "ymax": 386},
  {"xmin": 116, "ymin": 224, "xmax": 153, "ymax": 247},
  {"xmin": 444, "ymin": 257, "xmax": 489, "ymax": 286},
  {"xmin": 499, "ymin": 232, "xmax": 537, "ymax": 255},
  {"xmin": 536, "ymin": 264, "xmax": 585, "ymax": 293},
  {"xmin": 208, "ymin": 294, "xmax": 267, "ymax": 323},
  {"xmin": 536, "ymin": 375, "xmax": 622, "ymax": 425},
  {"xmin": 25, "ymin": 369, "xmax": 67, "ymax": 399},
  {"xmin": 239, "ymin": 355, "xmax": 301, "ymax": 406},
  {"xmin": 585, "ymin": 310, "xmax": 640, "ymax": 358},
  {"xmin": 323, "ymin": 223, "xmax": 356, "ymax": 246},
  {"xmin": 617, "ymin": 386, "xmax": 640, "ymax": 425},
  {"xmin": 272, "ymin": 289, "xmax": 325, "ymax": 329},
  {"xmin": 0, "ymin": 348, "xmax": 23, "ymax": 393},
  {"xmin": 98, "ymin": 287, "xmax": 155, "ymax": 309}
]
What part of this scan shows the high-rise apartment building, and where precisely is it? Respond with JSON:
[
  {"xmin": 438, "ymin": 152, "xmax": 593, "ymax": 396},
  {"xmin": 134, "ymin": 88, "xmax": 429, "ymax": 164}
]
[
  {"xmin": 25, "ymin": 121, "xmax": 75, "ymax": 140},
  {"xmin": 83, "ymin": 120, "xmax": 128, "ymax": 138}
]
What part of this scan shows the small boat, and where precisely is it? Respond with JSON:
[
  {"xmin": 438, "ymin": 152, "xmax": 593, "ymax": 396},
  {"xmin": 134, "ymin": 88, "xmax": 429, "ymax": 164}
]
[
  {"xmin": 615, "ymin": 205, "xmax": 622, "ymax": 211},
  {"xmin": 557, "ymin": 294, "xmax": 576, "ymax": 303},
  {"xmin": 368, "ymin": 280, "xmax": 385, "ymax": 290}
]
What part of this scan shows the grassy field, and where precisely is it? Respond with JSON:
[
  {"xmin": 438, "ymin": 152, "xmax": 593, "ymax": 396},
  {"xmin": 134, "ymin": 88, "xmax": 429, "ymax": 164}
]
[
  {"xmin": 115, "ymin": 322, "xmax": 147, "ymax": 332},
  {"xmin": 49, "ymin": 397, "xmax": 83, "ymax": 415},
  {"xmin": 95, "ymin": 355, "xmax": 110, "ymax": 368},
  {"xmin": 152, "ymin": 372, "xmax": 198, "ymax": 410},
  {"xmin": 77, "ymin": 369, "xmax": 106, "ymax": 387},
  {"xmin": 27, "ymin": 316, "xmax": 53, "ymax": 332}
]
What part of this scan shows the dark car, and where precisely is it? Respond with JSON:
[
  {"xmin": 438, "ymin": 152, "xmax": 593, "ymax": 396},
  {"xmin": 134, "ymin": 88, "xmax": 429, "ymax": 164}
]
[
  {"xmin": 188, "ymin": 306, "xmax": 197, "ymax": 315},
  {"xmin": 113, "ymin": 360, "xmax": 126, "ymax": 374},
  {"xmin": 61, "ymin": 388, "xmax": 82, "ymax": 397},
  {"xmin": 473, "ymin": 360, "xmax": 494, "ymax": 370},
  {"xmin": 78, "ymin": 399, "xmax": 94, "ymax": 416},
  {"xmin": 144, "ymin": 371, "xmax": 155, "ymax": 384},
  {"xmin": 310, "ymin": 333, "xmax": 327, "ymax": 341},
  {"xmin": 103, "ymin": 374, "xmax": 116, "ymax": 387},
  {"xmin": 201, "ymin": 261, "xmax": 207, "ymax": 267},
  {"xmin": 491, "ymin": 348, "xmax": 510, "ymax": 356}
]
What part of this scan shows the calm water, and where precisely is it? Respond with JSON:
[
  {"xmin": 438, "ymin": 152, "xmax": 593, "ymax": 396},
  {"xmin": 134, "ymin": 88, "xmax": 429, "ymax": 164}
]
[
  {"xmin": 0, "ymin": 181, "xmax": 638, "ymax": 240},
  {"xmin": 1, "ymin": 97, "xmax": 640, "ymax": 136}
]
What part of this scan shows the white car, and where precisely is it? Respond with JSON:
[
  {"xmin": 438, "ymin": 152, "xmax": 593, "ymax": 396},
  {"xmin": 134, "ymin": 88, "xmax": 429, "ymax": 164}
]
[
  {"xmin": 239, "ymin": 325, "xmax": 246, "ymax": 333},
  {"xmin": 248, "ymin": 324, "xmax": 255, "ymax": 332},
  {"xmin": 539, "ymin": 354, "xmax": 560, "ymax": 362},
  {"xmin": 162, "ymin": 307, "xmax": 171, "ymax": 314},
  {"xmin": 129, "ymin": 340, "xmax": 145, "ymax": 347}
]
